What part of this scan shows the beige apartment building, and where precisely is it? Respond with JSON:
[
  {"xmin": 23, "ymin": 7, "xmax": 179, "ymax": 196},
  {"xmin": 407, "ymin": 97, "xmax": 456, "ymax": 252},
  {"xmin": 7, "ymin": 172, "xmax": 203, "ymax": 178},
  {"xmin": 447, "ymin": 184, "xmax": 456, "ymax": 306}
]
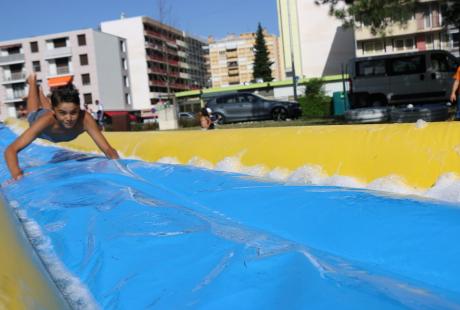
[
  {"xmin": 208, "ymin": 31, "xmax": 284, "ymax": 88},
  {"xmin": 355, "ymin": 0, "xmax": 459, "ymax": 57}
]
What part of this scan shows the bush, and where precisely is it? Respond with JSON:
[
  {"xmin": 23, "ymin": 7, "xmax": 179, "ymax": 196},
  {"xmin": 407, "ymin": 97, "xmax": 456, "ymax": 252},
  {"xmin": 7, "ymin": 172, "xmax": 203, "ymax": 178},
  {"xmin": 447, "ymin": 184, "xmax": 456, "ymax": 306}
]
[
  {"xmin": 304, "ymin": 78, "xmax": 325, "ymax": 97},
  {"xmin": 298, "ymin": 78, "xmax": 332, "ymax": 117},
  {"xmin": 298, "ymin": 96, "xmax": 332, "ymax": 117}
]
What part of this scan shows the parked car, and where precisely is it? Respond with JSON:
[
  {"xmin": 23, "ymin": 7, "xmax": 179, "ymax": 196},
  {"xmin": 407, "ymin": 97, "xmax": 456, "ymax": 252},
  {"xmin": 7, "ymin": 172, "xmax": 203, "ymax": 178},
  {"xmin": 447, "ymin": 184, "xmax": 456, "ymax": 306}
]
[
  {"xmin": 178, "ymin": 112, "xmax": 196, "ymax": 119},
  {"xmin": 348, "ymin": 50, "xmax": 459, "ymax": 108},
  {"xmin": 205, "ymin": 92, "xmax": 301, "ymax": 124}
]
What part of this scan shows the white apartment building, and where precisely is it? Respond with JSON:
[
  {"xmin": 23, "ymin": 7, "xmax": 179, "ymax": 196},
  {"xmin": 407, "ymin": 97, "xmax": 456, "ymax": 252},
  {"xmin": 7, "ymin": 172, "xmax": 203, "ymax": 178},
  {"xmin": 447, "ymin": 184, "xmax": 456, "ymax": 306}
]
[
  {"xmin": 101, "ymin": 16, "xmax": 208, "ymax": 111},
  {"xmin": 0, "ymin": 29, "xmax": 131, "ymax": 121},
  {"xmin": 355, "ymin": 0, "xmax": 459, "ymax": 57},
  {"xmin": 276, "ymin": 0, "xmax": 356, "ymax": 78}
]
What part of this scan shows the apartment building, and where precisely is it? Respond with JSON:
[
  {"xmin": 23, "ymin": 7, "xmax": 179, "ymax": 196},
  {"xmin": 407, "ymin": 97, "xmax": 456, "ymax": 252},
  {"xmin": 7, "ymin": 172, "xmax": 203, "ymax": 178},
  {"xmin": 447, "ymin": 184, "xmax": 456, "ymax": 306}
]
[
  {"xmin": 277, "ymin": 0, "xmax": 356, "ymax": 79},
  {"xmin": 0, "ymin": 29, "xmax": 131, "ymax": 121},
  {"xmin": 355, "ymin": 0, "xmax": 460, "ymax": 57},
  {"xmin": 208, "ymin": 31, "xmax": 284, "ymax": 88},
  {"xmin": 100, "ymin": 16, "xmax": 208, "ymax": 110}
]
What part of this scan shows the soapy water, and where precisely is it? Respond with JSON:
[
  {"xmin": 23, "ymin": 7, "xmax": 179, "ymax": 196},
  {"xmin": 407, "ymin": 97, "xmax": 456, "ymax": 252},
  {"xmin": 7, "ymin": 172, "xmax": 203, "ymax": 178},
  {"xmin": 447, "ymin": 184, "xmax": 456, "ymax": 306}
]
[
  {"xmin": 1, "ymin": 125, "xmax": 460, "ymax": 309},
  {"xmin": 158, "ymin": 155, "xmax": 460, "ymax": 203}
]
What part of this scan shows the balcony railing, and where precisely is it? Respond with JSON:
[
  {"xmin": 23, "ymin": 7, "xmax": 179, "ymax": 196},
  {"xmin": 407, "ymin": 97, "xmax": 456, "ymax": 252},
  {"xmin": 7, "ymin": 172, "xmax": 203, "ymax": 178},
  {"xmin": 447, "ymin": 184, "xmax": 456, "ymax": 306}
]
[
  {"xmin": 0, "ymin": 53, "xmax": 25, "ymax": 64},
  {"xmin": 5, "ymin": 90, "xmax": 26, "ymax": 101},
  {"xmin": 144, "ymin": 30, "xmax": 176, "ymax": 44},
  {"xmin": 147, "ymin": 55, "xmax": 179, "ymax": 67},
  {"xmin": 56, "ymin": 67, "xmax": 70, "ymax": 75},
  {"xmin": 44, "ymin": 46, "xmax": 72, "ymax": 60},
  {"xmin": 148, "ymin": 67, "xmax": 180, "ymax": 77},
  {"xmin": 10, "ymin": 72, "xmax": 26, "ymax": 80},
  {"xmin": 2, "ymin": 72, "xmax": 26, "ymax": 82}
]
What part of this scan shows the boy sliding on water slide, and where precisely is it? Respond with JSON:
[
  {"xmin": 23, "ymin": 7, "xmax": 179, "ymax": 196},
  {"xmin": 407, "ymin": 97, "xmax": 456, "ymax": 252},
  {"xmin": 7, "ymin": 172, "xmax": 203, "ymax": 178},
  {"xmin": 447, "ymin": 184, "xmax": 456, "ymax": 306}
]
[{"xmin": 4, "ymin": 73, "xmax": 119, "ymax": 181}]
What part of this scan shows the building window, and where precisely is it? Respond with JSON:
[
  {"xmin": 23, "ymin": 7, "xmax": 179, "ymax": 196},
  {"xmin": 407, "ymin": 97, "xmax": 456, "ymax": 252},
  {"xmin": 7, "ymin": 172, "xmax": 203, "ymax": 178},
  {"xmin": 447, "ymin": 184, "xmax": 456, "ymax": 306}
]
[
  {"xmin": 32, "ymin": 61, "xmax": 41, "ymax": 72},
  {"xmin": 394, "ymin": 37, "xmax": 415, "ymax": 51},
  {"xmin": 83, "ymin": 93, "xmax": 92, "ymax": 104},
  {"xmin": 124, "ymin": 76, "xmax": 129, "ymax": 87},
  {"xmin": 77, "ymin": 34, "xmax": 86, "ymax": 46},
  {"xmin": 81, "ymin": 73, "xmax": 91, "ymax": 85},
  {"xmin": 125, "ymin": 93, "xmax": 131, "ymax": 105},
  {"xmin": 53, "ymin": 38, "xmax": 67, "ymax": 48},
  {"xmin": 423, "ymin": 6, "xmax": 432, "ymax": 29},
  {"xmin": 426, "ymin": 33, "xmax": 434, "ymax": 49},
  {"xmin": 30, "ymin": 41, "xmax": 39, "ymax": 53},
  {"xmin": 363, "ymin": 40, "xmax": 384, "ymax": 55},
  {"xmin": 80, "ymin": 54, "xmax": 88, "ymax": 66},
  {"xmin": 122, "ymin": 58, "xmax": 128, "ymax": 70},
  {"xmin": 120, "ymin": 40, "xmax": 126, "ymax": 52}
]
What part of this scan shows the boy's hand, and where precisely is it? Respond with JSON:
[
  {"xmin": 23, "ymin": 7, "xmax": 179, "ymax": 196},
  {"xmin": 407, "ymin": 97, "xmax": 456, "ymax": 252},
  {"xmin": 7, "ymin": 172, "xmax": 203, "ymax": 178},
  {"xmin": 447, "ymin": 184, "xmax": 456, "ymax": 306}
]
[
  {"xmin": 1, "ymin": 174, "xmax": 22, "ymax": 187},
  {"xmin": 451, "ymin": 93, "xmax": 457, "ymax": 103}
]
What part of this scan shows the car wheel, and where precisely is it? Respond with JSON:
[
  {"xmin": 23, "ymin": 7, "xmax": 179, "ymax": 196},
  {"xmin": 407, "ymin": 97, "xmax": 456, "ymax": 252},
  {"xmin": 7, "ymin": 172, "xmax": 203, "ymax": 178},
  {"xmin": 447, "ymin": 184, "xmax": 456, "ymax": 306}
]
[
  {"xmin": 272, "ymin": 107, "xmax": 287, "ymax": 121},
  {"xmin": 213, "ymin": 113, "xmax": 225, "ymax": 125}
]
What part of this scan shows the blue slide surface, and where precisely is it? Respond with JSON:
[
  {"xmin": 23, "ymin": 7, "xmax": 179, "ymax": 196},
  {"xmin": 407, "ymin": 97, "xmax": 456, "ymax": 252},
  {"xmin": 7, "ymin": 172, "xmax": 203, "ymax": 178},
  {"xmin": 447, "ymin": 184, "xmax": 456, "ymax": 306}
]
[{"xmin": 1, "ymin": 125, "xmax": 460, "ymax": 309}]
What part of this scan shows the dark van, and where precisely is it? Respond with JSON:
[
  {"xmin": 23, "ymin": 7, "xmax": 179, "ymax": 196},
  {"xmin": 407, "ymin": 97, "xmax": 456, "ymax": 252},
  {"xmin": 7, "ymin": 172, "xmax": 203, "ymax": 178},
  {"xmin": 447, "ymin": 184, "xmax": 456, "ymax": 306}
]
[{"xmin": 349, "ymin": 50, "xmax": 459, "ymax": 107}]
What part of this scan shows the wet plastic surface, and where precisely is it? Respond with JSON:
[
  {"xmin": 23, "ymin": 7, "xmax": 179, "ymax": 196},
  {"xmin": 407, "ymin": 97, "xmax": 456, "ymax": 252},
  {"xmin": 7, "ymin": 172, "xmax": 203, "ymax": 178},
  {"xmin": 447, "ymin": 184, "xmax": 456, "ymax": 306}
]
[{"xmin": 1, "ymin": 125, "xmax": 460, "ymax": 309}]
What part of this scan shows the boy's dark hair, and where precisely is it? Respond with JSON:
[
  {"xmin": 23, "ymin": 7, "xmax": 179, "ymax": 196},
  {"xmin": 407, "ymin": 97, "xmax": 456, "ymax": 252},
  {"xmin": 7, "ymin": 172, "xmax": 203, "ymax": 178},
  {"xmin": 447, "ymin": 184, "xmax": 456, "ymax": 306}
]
[{"xmin": 50, "ymin": 84, "xmax": 80, "ymax": 108}]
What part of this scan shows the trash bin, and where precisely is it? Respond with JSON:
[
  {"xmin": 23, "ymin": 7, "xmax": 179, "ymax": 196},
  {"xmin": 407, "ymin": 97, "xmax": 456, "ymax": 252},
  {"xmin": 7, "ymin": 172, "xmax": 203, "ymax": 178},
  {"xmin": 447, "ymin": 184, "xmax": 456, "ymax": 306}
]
[{"xmin": 332, "ymin": 91, "xmax": 350, "ymax": 116}]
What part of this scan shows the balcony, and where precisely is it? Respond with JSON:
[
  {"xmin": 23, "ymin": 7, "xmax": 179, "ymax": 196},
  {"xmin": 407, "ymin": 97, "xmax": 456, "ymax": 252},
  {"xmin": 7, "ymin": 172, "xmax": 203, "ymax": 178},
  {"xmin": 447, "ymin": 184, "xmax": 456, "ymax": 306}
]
[
  {"xmin": 4, "ymin": 89, "xmax": 26, "ymax": 103},
  {"xmin": 149, "ymin": 79, "xmax": 167, "ymax": 87},
  {"xmin": 179, "ymin": 72, "xmax": 191, "ymax": 79},
  {"xmin": 176, "ymin": 39, "xmax": 187, "ymax": 48},
  {"xmin": 1, "ymin": 71, "xmax": 26, "ymax": 84},
  {"xmin": 44, "ymin": 47, "xmax": 72, "ymax": 60},
  {"xmin": 0, "ymin": 53, "xmax": 25, "ymax": 65},
  {"xmin": 144, "ymin": 30, "xmax": 176, "ymax": 44},
  {"xmin": 47, "ymin": 66, "xmax": 72, "ymax": 78},
  {"xmin": 148, "ymin": 67, "xmax": 180, "ymax": 77},
  {"xmin": 179, "ymin": 62, "xmax": 190, "ymax": 69},
  {"xmin": 57, "ymin": 67, "xmax": 70, "ymax": 75}
]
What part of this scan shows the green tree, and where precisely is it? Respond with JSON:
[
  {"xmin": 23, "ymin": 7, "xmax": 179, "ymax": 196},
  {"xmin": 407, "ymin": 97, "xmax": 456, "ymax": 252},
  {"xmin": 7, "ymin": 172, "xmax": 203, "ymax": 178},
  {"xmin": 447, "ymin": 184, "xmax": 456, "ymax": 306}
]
[
  {"xmin": 315, "ymin": 0, "xmax": 417, "ymax": 35},
  {"xmin": 253, "ymin": 23, "xmax": 274, "ymax": 82}
]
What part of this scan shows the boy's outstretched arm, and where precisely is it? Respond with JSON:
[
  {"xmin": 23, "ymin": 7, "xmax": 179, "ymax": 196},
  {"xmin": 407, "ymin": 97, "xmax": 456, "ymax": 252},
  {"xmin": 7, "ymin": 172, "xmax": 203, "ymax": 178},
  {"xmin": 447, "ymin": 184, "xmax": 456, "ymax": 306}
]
[
  {"xmin": 4, "ymin": 113, "xmax": 55, "ymax": 180},
  {"xmin": 83, "ymin": 112, "xmax": 119, "ymax": 159}
]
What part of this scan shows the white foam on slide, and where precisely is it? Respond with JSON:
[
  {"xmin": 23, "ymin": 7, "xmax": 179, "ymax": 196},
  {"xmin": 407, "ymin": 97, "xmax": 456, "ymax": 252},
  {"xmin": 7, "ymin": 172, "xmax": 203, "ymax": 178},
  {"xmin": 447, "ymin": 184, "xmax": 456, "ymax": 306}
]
[
  {"xmin": 156, "ymin": 155, "xmax": 460, "ymax": 204},
  {"xmin": 9, "ymin": 201, "xmax": 100, "ymax": 310}
]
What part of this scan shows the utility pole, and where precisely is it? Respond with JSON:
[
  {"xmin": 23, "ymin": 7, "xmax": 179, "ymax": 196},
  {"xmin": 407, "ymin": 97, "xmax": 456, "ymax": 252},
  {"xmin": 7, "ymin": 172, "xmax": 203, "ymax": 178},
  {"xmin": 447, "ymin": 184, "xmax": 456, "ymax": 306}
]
[
  {"xmin": 163, "ymin": 40, "xmax": 171, "ymax": 116},
  {"xmin": 156, "ymin": 0, "xmax": 177, "ymax": 127},
  {"xmin": 287, "ymin": 0, "xmax": 298, "ymax": 101}
]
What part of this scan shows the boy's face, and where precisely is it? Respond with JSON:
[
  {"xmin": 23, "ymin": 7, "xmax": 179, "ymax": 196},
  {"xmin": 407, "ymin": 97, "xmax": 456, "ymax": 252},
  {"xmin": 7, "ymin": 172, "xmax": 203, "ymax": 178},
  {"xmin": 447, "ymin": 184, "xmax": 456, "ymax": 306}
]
[{"xmin": 53, "ymin": 102, "xmax": 80, "ymax": 129}]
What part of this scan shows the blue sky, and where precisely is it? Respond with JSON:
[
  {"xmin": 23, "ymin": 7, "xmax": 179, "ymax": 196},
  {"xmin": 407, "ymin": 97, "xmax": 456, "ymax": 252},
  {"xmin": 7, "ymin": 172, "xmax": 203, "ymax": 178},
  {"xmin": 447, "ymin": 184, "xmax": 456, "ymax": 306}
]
[{"xmin": 0, "ymin": 0, "xmax": 279, "ymax": 42}]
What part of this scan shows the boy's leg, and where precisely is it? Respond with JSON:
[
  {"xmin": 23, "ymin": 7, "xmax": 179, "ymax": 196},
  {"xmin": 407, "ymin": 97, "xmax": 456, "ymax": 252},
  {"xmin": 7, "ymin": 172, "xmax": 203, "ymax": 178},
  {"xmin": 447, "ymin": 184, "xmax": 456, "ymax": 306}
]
[
  {"xmin": 26, "ymin": 74, "xmax": 41, "ymax": 113},
  {"xmin": 39, "ymin": 86, "xmax": 52, "ymax": 110}
]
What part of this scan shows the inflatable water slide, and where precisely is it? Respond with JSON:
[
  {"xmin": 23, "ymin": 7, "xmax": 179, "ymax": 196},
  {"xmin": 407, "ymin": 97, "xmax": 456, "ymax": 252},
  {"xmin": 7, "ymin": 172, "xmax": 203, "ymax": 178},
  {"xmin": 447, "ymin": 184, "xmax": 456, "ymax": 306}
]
[{"xmin": 1, "ymin": 119, "xmax": 460, "ymax": 309}]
